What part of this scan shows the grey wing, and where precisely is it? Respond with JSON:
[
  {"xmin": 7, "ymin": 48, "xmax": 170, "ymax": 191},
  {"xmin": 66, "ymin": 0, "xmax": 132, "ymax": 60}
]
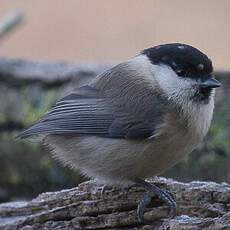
[
  {"xmin": 18, "ymin": 84, "xmax": 167, "ymax": 139},
  {"xmin": 17, "ymin": 86, "xmax": 114, "ymax": 138}
]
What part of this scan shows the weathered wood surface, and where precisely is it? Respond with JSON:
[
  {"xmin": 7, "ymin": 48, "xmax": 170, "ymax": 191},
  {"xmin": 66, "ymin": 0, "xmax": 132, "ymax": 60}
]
[
  {"xmin": 0, "ymin": 57, "xmax": 111, "ymax": 87},
  {"xmin": 0, "ymin": 177, "xmax": 230, "ymax": 229}
]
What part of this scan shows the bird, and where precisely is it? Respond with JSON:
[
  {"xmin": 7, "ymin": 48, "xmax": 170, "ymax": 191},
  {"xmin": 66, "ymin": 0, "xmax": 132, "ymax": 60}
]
[{"xmin": 17, "ymin": 43, "xmax": 221, "ymax": 222}]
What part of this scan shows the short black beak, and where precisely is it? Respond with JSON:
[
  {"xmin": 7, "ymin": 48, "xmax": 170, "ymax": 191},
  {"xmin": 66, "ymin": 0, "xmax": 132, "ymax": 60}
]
[{"xmin": 199, "ymin": 78, "xmax": 221, "ymax": 89}]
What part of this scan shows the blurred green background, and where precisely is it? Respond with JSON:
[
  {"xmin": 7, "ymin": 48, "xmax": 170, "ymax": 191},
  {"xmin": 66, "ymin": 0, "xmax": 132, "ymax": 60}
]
[{"xmin": 0, "ymin": 0, "xmax": 229, "ymax": 202}]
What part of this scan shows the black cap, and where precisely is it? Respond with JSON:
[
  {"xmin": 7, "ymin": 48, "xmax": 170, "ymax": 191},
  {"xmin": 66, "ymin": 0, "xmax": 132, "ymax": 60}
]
[{"xmin": 142, "ymin": 43, "xmax": 213, "ymax": 79}]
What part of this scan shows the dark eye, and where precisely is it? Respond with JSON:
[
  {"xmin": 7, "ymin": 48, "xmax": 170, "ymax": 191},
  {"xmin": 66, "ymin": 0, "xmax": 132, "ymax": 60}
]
[{"xmin": 176, "ymin": 69, "xmax": 186, "ymax": 76}]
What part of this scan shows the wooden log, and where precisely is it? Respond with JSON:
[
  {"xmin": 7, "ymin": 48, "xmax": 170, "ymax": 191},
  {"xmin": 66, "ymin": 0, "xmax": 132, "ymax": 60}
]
[
  {"xmin": 0, "ymin": 177, "xmax": 230, "ymax": 229},
  {"xmin": 0, "ymin": 57, "xmax": 111, "ymax": 87}
]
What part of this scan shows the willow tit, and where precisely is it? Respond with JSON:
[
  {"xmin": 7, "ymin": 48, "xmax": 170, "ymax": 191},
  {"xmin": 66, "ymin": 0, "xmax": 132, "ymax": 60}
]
[{"xmin": 18, "ymin": 43, "xmax": 221, "ymax": 222}]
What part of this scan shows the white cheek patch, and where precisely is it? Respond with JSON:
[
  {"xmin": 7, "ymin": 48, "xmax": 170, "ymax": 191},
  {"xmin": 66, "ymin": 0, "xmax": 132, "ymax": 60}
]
[
  {"xmin": 151, "ymin": 64, "xmax": 205, "ymax": 113},
  {"xmin": 152, "ymin": 64, "xmax": 194, "ymax": 96}
]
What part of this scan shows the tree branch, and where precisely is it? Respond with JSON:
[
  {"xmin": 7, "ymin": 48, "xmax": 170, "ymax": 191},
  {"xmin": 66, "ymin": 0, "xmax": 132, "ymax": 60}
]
[
  {"xmin": 0, "ymin": 57, "xmax": 111, "ymax": 87},
  {"xmin": 0, "ymin": 11, "xmax": 24, "ymax": 40},
  {"xmin": 0, "ymin": 177, "xmax": 230, "ymax": 229}
]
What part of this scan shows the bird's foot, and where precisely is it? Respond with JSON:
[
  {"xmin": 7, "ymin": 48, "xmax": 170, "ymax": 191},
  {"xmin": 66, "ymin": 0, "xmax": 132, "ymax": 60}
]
[
  {"xmin": 99, "ymin": 184, "xmax": 114, "ymax": 199},
  {"xmin": 135, "ymin": 178, "xmax": 177, "ymax": 223}
]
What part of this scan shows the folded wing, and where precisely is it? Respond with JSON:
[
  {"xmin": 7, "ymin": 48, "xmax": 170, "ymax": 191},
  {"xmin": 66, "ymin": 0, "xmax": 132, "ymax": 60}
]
[
  {"xmin": 18, "ymin": 86, "xmax": 114, "ymax": 138},
  {"xmin": 18, "ymin": 76, "xmax": 167, "ymax": 139}
]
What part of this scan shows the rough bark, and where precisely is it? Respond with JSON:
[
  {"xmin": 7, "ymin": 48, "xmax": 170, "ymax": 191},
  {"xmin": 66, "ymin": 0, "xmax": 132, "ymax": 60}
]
[
  {"xmin": 0, "ymin": 57, "xmax": 111, "ymax": 87},
  {"xmin": 0, "ymin": 177, "xmax": 230, "ymax": 229}
]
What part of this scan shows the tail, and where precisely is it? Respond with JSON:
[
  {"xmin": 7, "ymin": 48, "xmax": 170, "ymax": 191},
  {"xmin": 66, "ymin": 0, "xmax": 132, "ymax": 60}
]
[{"xmin": 16, "ymin": 122, "xmax": 52, "ymax": 139}]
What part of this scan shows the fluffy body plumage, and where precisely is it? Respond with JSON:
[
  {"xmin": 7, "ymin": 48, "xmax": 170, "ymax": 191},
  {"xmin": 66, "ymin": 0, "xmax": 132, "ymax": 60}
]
[{"xmin": 18, "ymin": 44, "xmax": 218, "ymax": 186}]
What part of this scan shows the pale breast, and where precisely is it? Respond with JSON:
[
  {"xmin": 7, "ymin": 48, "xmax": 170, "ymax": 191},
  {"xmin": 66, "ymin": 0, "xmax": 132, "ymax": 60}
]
[
  {"xmin": 44, "ymin": 97, "xmax": 214, "ymax": 185},
  {"xmin": 137, "ymin": 98, "xmax": 214, "ymax": 178}
]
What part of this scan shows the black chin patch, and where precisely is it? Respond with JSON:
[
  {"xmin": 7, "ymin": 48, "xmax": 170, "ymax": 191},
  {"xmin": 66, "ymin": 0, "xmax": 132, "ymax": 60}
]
[
  {"xmin": 142, "ymin": 43, "xmax": 213, "ymax": 80},
  {"xmin": 191, "ymin": 88, "xmax": 213, "ymax": 104}
]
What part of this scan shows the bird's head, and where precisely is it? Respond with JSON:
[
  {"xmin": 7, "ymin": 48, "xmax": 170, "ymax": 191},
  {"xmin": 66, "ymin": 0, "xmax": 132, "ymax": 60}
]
[{"xmin": 141, "ymin": 43, "xmax": 221, "ymax": 104}]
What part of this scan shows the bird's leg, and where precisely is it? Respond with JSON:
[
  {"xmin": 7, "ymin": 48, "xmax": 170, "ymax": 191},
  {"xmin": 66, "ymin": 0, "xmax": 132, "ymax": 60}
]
[{"xmin": 134, "ymin": 178, "xmax": 177, "ymax": 223}]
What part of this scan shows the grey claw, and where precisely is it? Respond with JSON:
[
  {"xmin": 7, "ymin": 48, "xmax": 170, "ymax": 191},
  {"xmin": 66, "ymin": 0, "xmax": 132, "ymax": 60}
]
[
  {"xmin": 100, "ymin": 185, "xmax": 112, "ymax": 199},
  {"xmin": 137, "ymin": 191, "xmax": 152, "ymax": 222},
  {"xmin": 135, "ymin": 178, "xmax": 177, "ymax": 222},
  {"xmin": 162, "ymin": 188, "xmax": 175, "ymax": 200},
  {"xmin": 160, "ymin": 188, "xmax": 177, "ymax": 217}
]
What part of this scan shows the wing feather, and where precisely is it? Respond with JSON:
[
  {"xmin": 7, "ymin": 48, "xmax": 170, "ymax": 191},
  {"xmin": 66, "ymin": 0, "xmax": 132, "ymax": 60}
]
[
  {"xmin": 18, "ymin": 65, "xmax": 168, "ymax": 139},
  {"xmin": 18, "ymin": 86, "xmax": 114, "ymax": 138}
]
